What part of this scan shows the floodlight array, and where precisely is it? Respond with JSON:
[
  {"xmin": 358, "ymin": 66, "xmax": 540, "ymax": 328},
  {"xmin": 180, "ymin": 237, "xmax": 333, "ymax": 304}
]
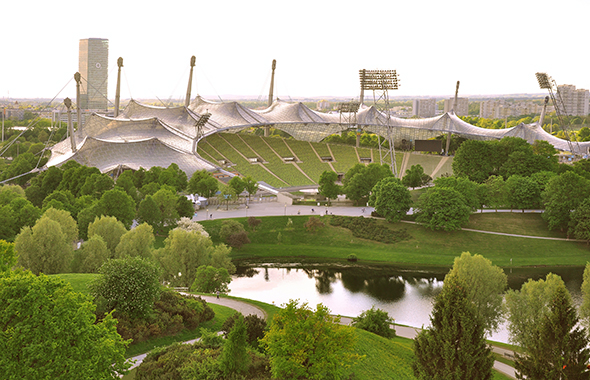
[
  {"xmin": 338, "ymin": 102, "xmax": 360, "ymax": 113},
  {"xmin": 359, "ymin": 70, "xmax": 399, "ymax": 90},
  {"xmin": 535, "ymin": 72, "xmax": 552, "ymax": 90}
]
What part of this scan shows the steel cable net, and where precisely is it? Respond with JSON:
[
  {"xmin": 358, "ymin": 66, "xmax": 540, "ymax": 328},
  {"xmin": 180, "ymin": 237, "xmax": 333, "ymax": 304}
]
[{"xmin": 48, "ymin": 96, "xmax": 590, "ymax": 176}]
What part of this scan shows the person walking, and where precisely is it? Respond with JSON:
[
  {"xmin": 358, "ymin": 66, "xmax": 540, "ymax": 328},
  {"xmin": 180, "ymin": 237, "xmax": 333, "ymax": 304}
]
[{"xmin": 216, "ymin": 290, "xmax": 220, "ymax": 299}]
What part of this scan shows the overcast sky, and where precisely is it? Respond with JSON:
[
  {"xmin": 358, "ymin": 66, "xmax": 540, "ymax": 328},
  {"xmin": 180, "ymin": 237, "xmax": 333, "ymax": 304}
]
[{"xmin": 2, "ymin": 0, "xmax": 589, "ymax": 102}]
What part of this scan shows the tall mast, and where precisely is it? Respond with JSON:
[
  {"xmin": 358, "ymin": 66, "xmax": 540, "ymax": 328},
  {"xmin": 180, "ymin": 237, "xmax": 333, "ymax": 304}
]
[
  {"xmin": 114, "ymin": 57, "xmax": 123, "ymax": 117},
  {"xmin": 74, "ymin": 72, "xmax": 82, "ymax": 132},
  {"xmin": 64, "ymin": 98, "xmax": 76, "ymax": 153},
  {"xmin": 268, "ymin": 59, "xmax": 276, "ymax": 107},
  {"xmin": 185, "ymin": 56, "xmax": 196, "ymax": 108}
]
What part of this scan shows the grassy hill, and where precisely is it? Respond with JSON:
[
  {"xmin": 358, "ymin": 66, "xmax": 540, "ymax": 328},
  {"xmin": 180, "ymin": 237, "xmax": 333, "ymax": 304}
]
[
  {"xmin": 202, "ymin": 213, "xmax": 589, "ymax": 268},
  {"xmin": 197, "ymin": 133, "xmax": 450, "ymax": 187}
]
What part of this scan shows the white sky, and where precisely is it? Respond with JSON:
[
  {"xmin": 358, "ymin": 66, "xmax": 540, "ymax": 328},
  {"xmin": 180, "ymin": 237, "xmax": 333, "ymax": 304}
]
[{"xmin": 2, "ymin": 0, "xmax": 589, "ymax": 101}]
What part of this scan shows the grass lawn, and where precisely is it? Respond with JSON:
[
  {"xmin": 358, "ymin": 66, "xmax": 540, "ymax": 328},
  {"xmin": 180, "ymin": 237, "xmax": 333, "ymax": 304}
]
[
  {"xmin": 50, "ymin": 273, "xmax": 98, "ymax": 294},
  {"xmin": 201, "ymin": 214, "xmax": 590, "ymax": 268}
]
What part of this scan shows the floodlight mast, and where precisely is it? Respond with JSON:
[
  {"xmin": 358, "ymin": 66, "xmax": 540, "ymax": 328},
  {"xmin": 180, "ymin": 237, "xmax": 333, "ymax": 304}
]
[
  {"xmin": 535, "ymin": 72, "xmax": 580, "ymax": 156},
  {"xmin": 338, "ymin": 101, "xmax": 360, "ymax": 147},
  {"xmin": 359, "ymin": 69, "xmax": 400, "ymax": 175},
  {"xmin": 192, "ymin": 112, "xmax": 211, "ymax": 155}
]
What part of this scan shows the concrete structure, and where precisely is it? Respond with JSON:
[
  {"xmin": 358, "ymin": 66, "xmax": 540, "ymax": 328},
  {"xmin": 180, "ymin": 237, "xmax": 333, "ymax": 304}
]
[
  {"xmin": 78, "ymin": 38, "xmax": 109, "ymax": 110},
  {"xmin": 443, "ymin": 97, "xmax": 469, "ymax": 116},
  {"xmin": 412, "ymin": 98, "xmax": 437, "ymax": 117},
  {"xmin": 557, "ymin": 84, "xmax": 589, "ymax": 116}
]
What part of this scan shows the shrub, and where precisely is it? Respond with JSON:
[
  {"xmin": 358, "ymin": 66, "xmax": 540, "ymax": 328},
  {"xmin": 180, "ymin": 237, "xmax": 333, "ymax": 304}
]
[
  {"xmin": 304, "ymin": 216, "xmax": 325, "ymax": 232},
  {"xmin": 222, "ymin": 313, "xmax": 267, "ymax": 349},
  {"xmin": 347, "ymin": 254, "xmax": 358, "ymax": 262},
  {"xmin": 247, "ymin": 216, "xmax": 262, "ymax": 231},
  {"xmin": 352, "ymin": 306, "xmax": 396, "ymax": 338},
  {"xmin": 219, "ymin": 219, "xmax": 250, "ymax": 248},
  {"xmin": 90, "ymin": 256, "xmax": 161, "ymax": 319},
  {"xmin": 330, "ymin": 215, "xmax": 411, "ymax": 244}
]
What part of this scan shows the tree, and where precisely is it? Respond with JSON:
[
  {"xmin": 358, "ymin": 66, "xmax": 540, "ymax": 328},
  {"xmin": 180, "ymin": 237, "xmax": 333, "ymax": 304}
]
[
  {"xmin": 578, "ymin": 263, "xmax": 590, "ymax": 329},
  {"xmin": 136, "ymin": 195, "xmax": 162, "ymax": 229},
  {"xmin": 0, "ymin": 271, "xmax": 130, "ymax": 378},
  {"xmin": 88, "ymin": 216, "xmax": 127, "ymax": 258},
  {"xmin": 176, "ymin": 194, "xmax": 194, "ymax": 219},
  {"xmin": 318, "ymin": 170, "xmax": 341, "ymax": 206},
  {"xmin": 242, "ymin": 175, "xmax": 258, "ymax": 200},
  {"xmin": 402, "ymin": 164, "xmax": 431, "ymax": 189},
  {"xmin": 569, "ymin": 198, "xmax": 590, "ymax": 244},
  {"xmin": 219, "ymin": 314, "xmax": 251, "ymax": 376},
  {"xmin": 412, "ymin": 274, "xmax": 493, "ymax": 380},
  {"xmin": 446, "ymin": 252, "xmax": 507, "ymax": 335},
  {"xmin": 0, "ymin": 240, "xmax": 16, "ymax": 274},
  {"xmin": 153, "ymin": 228, "xmax": 232, "ymax": 287},
  {"xmin": 433, "ymin": 176, "xmax": 480, "ymax": 211},
  {"xmin": 352, "ymin": 306, "xmax": 395, "ymax": 338},
  {"xmin": 342, "ymin": 163, "xmax": 392, "ymax": 205},
  {"xmin": 452, "ymin": 139, "xmax": 496, "ymax": 183},
  {"xmin": 96, "ymin": 188, "xmax": 136, "ymax": 229},
  {"xmin": 261, "ymin": 300, "xmax": 359, "ymax": 380},
  {"xmin": 219, "ymin": 219, "xmax": 249, "ymax": 248},
  {"xmin": 71, "ymin": 235, "xmax": 110, "ymax": 273},
  {"xmin": 187, "ymin": 169, "xmax": 218, "ymax": 198},
  {"xmin": 15, "ymin": 216, "xmax": 73, "ymax": 275},
  {"xmin": 222, "ymin": 313, "xmax": 267, "ymax": 349},
  {"xmin": 80, "ymin": 173, "xmax": 114, "ymax": 199},
  {"xmin": 217, "ymin": 184, "xmax": 238, "ymax": 210},
  {"xmin": 228, "ymin": 176, "xmax": 246, "ymax": 198},
  {"xmin": 115, "ymin": 223, "xmax": 155, "ymax": 259},
  {"xmin": 368, "ymin": 177, "xmax": 412, "ymax": 222},
  {"xmin": 542, "ymin": 171, "xmax": 590, "ymax": 231},
  {"xmin": 505, "ymin": 175, "xmax": 541, "ymax": 211},
  {"xmin": 90, "ymin": 256, "xmax": 161, "ymax": 319},
  {"xmin": 505, "ymin": 273, "xmax": 572, "ymax": 354},
  {"xmin": 190, "ymin": 265, "xmax": 231, "ymax": 293},
  {"xmin": 41, "ymin": 207, "xmax": 78, "ymax": 244},
  {"xmin": 415, "ymin": 187, "xmax": 471, "ymax": 231},
  {"xmin": 509, "ymin": 275, "xmax": 590, "ymax": 379},
  {"xmin": 151, "ymin": 188, "xmax": 180, "ymax": 227}
]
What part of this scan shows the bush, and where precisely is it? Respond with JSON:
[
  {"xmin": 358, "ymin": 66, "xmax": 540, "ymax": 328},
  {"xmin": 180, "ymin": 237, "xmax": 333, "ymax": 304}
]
[
  {"xmin": 347, "ymin": 254, "xmax": 358, "ymax": 262},
  {"xmin": 221, "ymin": 313, "xmax": 267, "ymax": 349},
  {"xmin": 352, "ymin": 306, "xmax": 396, "ymax": 338},
  {"xmin": 90, "ymin": 256, "xmax": 161, "ymax": 319},
  {"xmin": 330, "ymin": 215, "xmax": 411, "ymax": 244},
  {"xmin": 116, "ymin": 290, "xmax": 214, "ymax": 342},
  {"xmin": 220, "ymin": 219, "xmax": 250, "ymax": 248},
  {"xmin": 304, "ymin": 216, "xmax": 325, "ymax": 232}
]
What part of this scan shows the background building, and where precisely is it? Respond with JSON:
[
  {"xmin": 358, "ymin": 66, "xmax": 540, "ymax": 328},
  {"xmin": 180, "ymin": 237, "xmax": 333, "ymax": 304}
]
[
  {"xmin": 443, "ymin": 97, "xmax": 469, "ymax": 116},
  {"xmin": 479, "ymin": 100, "xmax": 547, "ymax": 119},
  {"xmin": 557, "ymin": 84, "xmax": 589, "ymax": 116},
  {"xmin": 79, "ymin": 38, "xmax": 109, "ymax": 111},
  {"xmin": 412, "ymin": 98, "xmax": 437, "ymax": 117}
]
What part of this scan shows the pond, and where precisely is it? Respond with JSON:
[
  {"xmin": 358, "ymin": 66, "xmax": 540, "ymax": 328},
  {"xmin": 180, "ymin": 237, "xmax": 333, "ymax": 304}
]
[{"xmin": 228, "ymin": 263, "xmax": 585, "ymax": 344}]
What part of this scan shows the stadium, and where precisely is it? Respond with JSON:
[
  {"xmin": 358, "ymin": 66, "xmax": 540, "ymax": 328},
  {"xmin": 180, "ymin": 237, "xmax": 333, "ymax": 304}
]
[{"xmin": 45, "ymin": 60, "xmax": 590, "ymax": 189}]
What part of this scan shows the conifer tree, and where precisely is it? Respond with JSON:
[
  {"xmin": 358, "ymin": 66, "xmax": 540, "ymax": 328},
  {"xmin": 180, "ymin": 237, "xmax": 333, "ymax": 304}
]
[
  {"xmin": 219, "ymin": 314, "xmax": 250, "ymax": 376},
  {"xmin": 413, "ymin": 274, "xmax": 493, "ymax": 380},
  {"xmin": 514, "ymin": 285, "xmax": 590, "ymax": 380}
]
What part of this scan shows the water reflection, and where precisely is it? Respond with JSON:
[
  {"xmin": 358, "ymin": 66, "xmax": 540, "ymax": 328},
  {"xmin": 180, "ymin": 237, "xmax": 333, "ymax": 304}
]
[{"xmin": 229, "ymin": 263, "xmax": 585, "ymax": 344}]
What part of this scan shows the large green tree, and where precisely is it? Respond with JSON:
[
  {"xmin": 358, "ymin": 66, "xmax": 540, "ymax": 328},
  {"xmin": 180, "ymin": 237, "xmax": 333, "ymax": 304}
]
[
  {"xmin": 415, "ymin": 187, "xmax": 471, "ymax": 231},
  {"xmin": 446, "ymin": 252, "xmax": 507, "ymax": 335},
  {"xmin": 542, "ymin": 171, "xmax": 590, "ymax": 231},
  {"xmin": 368, "ymin": 177, "xmax": 412, "ymax": 222},
  {"xmin": 96, "ymin": 188, "xmax": 136, "ymax": 229},
  {"xmin": 187, "ymin": 169, "xmax": 218, "ymax": 198},
  {"xmin": 509, "ymin": 275, "xmax": 590, "ymax": 379},
  {"xmin": 15, "ymin": 215, "xmax": 73, "ymax": 275},
  {"xmin": 412, "ymin": 274, "xmax": 493, "ymax": 380},
  {"xmin": 261, "ymin": 300, "xmax": 359, "ymax": 380},
  {"xmin": 87, "ymin": 216, "xmax": 127, "ymax": 258},
  {"xmin": 505, "ymin": 175, "xmax": 541, "ymax": 211},
  {"xmin": 114, "ymin": 222, "xmax": 155, "ymax": 259},
  {"xmin": 219, "ymin": 314, "xmax": 251, "ymax": 376},
  {"xmin": 342, "ymin": 163, "xmax": 392, "ymax": 205},
  {"xmin": 0, "ymin": 271, "xmax": 130, "ymax": 379},
  {"xmin": 401, "ymin": 164, "xmax": 431, "ymax": 189},
  {"xmin": 318, "ymin": 170, "xmax": 340, "ymax": 206}
]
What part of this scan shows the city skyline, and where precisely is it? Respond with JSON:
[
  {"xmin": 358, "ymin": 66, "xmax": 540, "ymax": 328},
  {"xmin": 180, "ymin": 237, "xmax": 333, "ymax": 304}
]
[{"xmin": 3, "ymin": 0, "xmax": 589, "ymax": 102}]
